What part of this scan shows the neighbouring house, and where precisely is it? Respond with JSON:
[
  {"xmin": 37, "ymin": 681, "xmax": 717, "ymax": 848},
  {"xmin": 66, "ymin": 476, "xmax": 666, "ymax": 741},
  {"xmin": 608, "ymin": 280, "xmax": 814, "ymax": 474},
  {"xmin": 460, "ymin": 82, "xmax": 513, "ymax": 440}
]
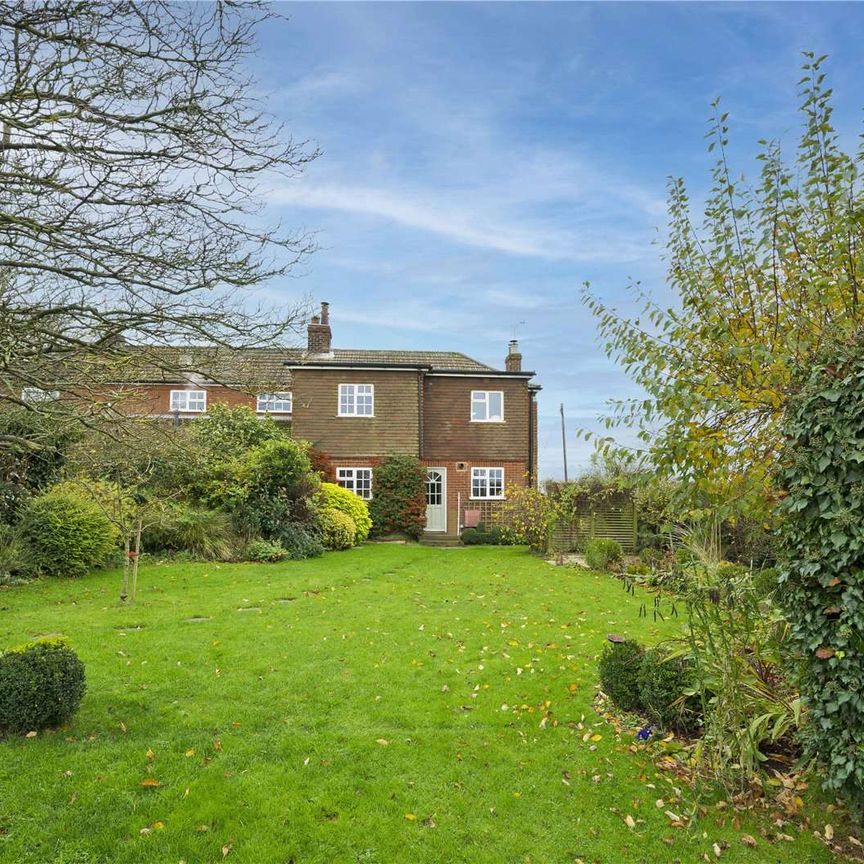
[{"xmin": 22, "ymin": 302, "xmax": 540, "ymax": 538}]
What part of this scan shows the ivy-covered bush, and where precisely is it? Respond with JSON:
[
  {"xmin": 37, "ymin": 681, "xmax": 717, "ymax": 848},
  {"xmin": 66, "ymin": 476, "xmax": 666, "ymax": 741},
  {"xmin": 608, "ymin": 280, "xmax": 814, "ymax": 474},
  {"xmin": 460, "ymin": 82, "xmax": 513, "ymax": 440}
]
[
  {"xmin": 369, "ymin": 454, "xmax": 426, "ymax": 539},
  {"xmin": 777, "ymin": 345, "xmax": 864, "ymax": 807},
  {"xmin": 495, "ymin": 485, "xmax": 553, "ymax": 552},
  {"xmin": 637, "ymin": 647, "xmax": 700, "ymax": 733},
  {"xmin": 243, "ymin": 538, "xmax": 288, "ymax": 562},
  {"xmin": 319, "ymin": 508, "xmax": 356, "ymax": 550},
  {"xmin": 143, "ymin": 503, "xmax": 236, "ymax": 560},
  {"xmin": 18, "ymin": 490, "xmax": 119, "ymax": 577},
  {"xmin": 598, "ymin": 639, "xmax": 644, "ymax": 712},
  {"xmin": 584, "ymin": 538, "xmax": 622, "ymax": 572},
  {"xmin": 0, "ymin": 639, "xmax": 86, "ymax": 733},
  {"xmin": 320, "ymin": 482, "xmax": 371, "ymax": 542}
]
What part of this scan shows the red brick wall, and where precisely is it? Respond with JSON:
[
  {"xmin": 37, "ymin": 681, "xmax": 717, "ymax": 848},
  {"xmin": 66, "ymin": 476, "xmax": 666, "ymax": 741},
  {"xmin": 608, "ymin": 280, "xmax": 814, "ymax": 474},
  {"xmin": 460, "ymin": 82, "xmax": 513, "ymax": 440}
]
[{"xmin": 424, "ymin": 458, "xmax": 529, "ymax": 537}]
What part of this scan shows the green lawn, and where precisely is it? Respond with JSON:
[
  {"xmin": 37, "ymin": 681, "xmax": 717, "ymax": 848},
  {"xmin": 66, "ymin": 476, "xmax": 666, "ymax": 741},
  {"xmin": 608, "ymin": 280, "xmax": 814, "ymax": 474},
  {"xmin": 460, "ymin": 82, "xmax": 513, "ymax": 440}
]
[{"xmin": 0, "ymin": 546, "xmax": 838, "ymax": 863}]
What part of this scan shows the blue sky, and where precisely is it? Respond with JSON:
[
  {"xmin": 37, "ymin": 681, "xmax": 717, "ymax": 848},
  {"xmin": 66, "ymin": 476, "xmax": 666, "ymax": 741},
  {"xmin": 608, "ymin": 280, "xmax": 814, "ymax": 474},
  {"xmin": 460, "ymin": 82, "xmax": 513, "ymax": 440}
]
[{"xmin": 248, "ymin": 2, "xmax": 864, "ymax": 478}]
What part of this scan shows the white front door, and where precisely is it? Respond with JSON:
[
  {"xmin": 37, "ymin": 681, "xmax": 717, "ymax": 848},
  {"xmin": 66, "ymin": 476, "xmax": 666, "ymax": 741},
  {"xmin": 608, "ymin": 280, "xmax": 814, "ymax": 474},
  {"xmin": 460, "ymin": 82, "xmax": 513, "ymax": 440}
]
[{"xmin": 425, "ymin": 468, "xmax": 447, "ymax": 532}]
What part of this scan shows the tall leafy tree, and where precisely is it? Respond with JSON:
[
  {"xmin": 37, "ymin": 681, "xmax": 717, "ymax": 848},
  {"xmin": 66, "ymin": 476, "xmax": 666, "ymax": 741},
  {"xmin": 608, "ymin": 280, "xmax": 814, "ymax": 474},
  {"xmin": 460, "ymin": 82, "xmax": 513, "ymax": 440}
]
[{"xmin": 583, "ymin": 54, "xmax": 864, "ymax": 519}]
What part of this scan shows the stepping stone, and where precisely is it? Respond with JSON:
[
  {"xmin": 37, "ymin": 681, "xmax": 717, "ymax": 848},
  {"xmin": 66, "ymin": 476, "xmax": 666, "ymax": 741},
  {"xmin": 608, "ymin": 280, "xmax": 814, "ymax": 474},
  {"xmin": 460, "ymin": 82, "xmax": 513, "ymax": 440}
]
[
  {"xmin": 184, "ymin": 616, "xmax": 212, "ymax": 623},
  {"xmin": 237, "ymin": 607, "xmax": 262, "ymax": 613}
]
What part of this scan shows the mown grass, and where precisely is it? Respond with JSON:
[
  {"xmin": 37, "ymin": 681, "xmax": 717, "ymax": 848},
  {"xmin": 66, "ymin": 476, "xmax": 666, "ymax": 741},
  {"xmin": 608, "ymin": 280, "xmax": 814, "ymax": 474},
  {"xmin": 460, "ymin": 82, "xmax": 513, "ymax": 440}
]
[{"xmin": 0, "ymin": 545, "xmax": 838, "ymax": 863}]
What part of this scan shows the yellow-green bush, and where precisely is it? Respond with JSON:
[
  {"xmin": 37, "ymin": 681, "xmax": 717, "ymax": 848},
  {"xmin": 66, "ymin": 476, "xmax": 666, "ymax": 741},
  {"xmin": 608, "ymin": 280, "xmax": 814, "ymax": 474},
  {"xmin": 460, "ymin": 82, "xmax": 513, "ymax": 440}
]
[
  {"xmin": 319, "ymin": 482, "xmax": 371, "ymax": 542},
  {"xmin": 319, "ymin": 508, "xmax": 356, "ymax": 550}
]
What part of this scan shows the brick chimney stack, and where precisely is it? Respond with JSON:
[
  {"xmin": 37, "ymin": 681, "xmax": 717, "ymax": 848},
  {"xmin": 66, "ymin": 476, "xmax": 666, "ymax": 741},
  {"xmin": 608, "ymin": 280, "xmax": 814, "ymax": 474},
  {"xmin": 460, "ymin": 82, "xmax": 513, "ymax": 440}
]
[
  {"xmin": 307, "ymin": 301, "xmax": 332, "ymax": 354},
  {"xmin": 505, "ymin": 339, "xmax": 522, "ymax": 373}
]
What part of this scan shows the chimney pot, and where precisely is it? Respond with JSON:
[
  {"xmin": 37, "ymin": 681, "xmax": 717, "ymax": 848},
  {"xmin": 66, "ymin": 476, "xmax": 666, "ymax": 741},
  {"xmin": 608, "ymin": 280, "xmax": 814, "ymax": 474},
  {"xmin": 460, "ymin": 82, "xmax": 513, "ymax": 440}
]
[
  {"xmin": 307, "ymin": 301, "xmax": 333, "ymax": 354},
  {"xmin": 505, "ymin": 339, "xmax": 522, "ymax": 373}
]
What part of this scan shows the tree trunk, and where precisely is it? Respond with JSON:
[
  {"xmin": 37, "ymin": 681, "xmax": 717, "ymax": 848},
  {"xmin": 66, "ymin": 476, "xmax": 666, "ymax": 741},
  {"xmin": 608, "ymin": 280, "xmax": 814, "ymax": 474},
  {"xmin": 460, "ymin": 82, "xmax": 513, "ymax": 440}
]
[
  {"xmin": 120, "ymin": 535, "xmax": 130, "ymax": 603},
  {"xmin": 131, "ymin": 518, "xmax": 143, "ymax": 603}
]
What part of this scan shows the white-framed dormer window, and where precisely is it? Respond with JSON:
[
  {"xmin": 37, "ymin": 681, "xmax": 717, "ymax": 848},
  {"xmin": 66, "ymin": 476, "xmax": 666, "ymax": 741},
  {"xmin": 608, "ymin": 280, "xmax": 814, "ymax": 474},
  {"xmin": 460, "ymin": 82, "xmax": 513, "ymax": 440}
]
[
  {"xmin": 336, "ymin": 467, "xmax": 373, "ymax": 500},
  {"xmin": 471, "ymin": 390, "xmax": 504, "ymax": 423},
  {"xmin": 256, "ymin": 392, "xmax": 293, "ymax": 414},
  {"xmin": 338, "ymin": 383, "xmax": 374, "ymax": 417},
  {"xmin": 471, "ymin": 467, "xmax": 504, "ymax": 500},
  {"xmin": 170, "ymin": 389, "xmax": 207, "ymax": 413},
  {"xmin": 21, "ymin": 387, "xmax": 59, "ymax": 404}
]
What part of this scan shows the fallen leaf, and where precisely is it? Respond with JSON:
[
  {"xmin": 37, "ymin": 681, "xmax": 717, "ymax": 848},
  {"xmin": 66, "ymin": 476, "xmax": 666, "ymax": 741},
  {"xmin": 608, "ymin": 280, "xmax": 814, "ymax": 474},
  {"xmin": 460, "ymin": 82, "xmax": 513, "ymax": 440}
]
[
  {"xmin": 140, "ymin": 778, "xmax": 160, "ymax": 788},
  {"xmin": 404, "ymin": 813, "xmax": 416, "ymax": 821},
  {"xmin": 184, "ymin": 749, "xmax": 195, "ymax": 758},
  {"xmin": 222, "ymin": 841, "xmax": 233, "ymax": 857},
  {"xmin": 824, "ymin": 824, "xmax": 834, "ymax": 841},
  {"xmin": 145, "ymin": 748, "xmax": 155, "ymax": 761},
  {"xmin": 624, "ymin": 814, "xmax": 636, "ymax": 829},
  {"xmin": 25, "ymin": 731, "xmax": 37, "ymax": 739},
  {"xmin": 741, "ymin": 834, "xmax": 758, "ymax": 848},
  {"xmin": 713, "ymin": 842, "xmax": 723, "ymax": 858},
  {"xmin": 375, "ymin": 739, "xmax": 389, "ymax": 747}
]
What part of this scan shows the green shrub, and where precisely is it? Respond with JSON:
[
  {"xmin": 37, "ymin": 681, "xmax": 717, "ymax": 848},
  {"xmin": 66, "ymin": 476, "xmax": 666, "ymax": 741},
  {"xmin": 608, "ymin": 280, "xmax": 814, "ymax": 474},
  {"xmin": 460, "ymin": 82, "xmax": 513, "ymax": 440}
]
[
  {"xmin": 232, "ymin": 438, "xmax": 319, "ymax": 539},
  {"xmin": 18, "ymin": 491, "xmax": 119, "ymax": 577},
  {"xmin": 495, "ymin": 485, "xmax": 554, "ymax": 552},
  {"xmin": 0, "ymin": 410, "xmax": 73, "ymax": 522},
  {"xmin": 751, "ymin": 566, "xmax": 779, "ymax": 600},
  {"xmin": 0, "ymin": 639, "xmax": 86, "ymax": 733},
  {"xmin": 243, "ymin": 538, "xmax": 288, "ymax": 562},
  {"xmin": 637, "ymin": 647, "xmax": 700, "ymax": 733},
  {"xmin": 320, "ymin": 482, "xmax": 371, "ymax": 542},
  {"xmin": 368, "ymin": 454, "xmax": 426, "ymax": 539},
  {"xmin": 143, "ymin": 504, "xmax": 235, "ymax": 560},
  {"xmin": 598, "ymin": 640, "xmax": 645, "ymax": 712},
  {"xmin": 584, "ymin": 538, "xmax": 622, "ymax": 571},
  {"xmin": 193, "ymin": 404, "xmax": 290, "ymax": 454},
  {"xmin": 275, "ymin": 522, "xmax": 324, "ymax": 560},
  {"xmin": 461, "ymin": 523, "xmax": 508, "ymax": 546},
  {"xmin": 319, "ymin": 508, "xmax": 356, "ymax": 550},
  {"xmin": 0, "ymin": 523, "xmax": 27, "ymax": 581}
]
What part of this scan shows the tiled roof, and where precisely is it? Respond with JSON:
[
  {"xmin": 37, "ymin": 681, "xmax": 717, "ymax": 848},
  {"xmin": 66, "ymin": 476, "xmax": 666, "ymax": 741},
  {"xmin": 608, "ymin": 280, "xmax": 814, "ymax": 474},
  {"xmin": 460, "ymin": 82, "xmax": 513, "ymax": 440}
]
[
  {"xmin": 317, "ymin": 349, "xmax": 494, "ymax": 372},
  {"xmin": 106, "ymin": 345, "xmax": 497, "ymax": 385}
]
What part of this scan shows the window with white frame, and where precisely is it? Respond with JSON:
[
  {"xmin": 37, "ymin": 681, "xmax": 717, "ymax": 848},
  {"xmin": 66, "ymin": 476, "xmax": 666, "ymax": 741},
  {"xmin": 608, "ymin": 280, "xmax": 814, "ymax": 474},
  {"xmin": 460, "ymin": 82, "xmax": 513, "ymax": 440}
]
[
  {"xmin": 20, "ymin": 387, "xmax": 59, "ymax": 404},
  {"xmin": 256, "ymin": 392, "xmax": 293, "ymax": 414},
  {"xmin": 338, "ymin": 383, "xmax": 374, "ymax": 417},
  {"xmin": 471, "ymin": 390, "xmax": 504, "ymax": 422},
  {"xmin": 170, "ymin": 389, "xmax": 207, "ymax": 413},
  {"xmin": 336, "ymin": 467, "xmax": 373, "ymax": 500},
  {"xmin": 471, "ymin": 467, "xmax": 504, "ymax": 499}
]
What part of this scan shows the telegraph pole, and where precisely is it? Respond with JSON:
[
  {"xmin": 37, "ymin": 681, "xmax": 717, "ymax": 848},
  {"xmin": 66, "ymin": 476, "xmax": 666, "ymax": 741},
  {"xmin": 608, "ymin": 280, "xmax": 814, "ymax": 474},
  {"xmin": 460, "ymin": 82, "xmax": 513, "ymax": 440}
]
[{"xmin": 560, "ymin": 403, "xmax": 569, "ymax": 482}]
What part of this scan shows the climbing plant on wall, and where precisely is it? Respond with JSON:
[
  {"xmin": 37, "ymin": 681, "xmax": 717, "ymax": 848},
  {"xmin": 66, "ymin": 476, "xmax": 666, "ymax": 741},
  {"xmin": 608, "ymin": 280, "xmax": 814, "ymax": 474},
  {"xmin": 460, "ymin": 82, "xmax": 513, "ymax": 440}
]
[{"xmin": 777, "ymin": 340, "xmax": 864, "ymax": 807}]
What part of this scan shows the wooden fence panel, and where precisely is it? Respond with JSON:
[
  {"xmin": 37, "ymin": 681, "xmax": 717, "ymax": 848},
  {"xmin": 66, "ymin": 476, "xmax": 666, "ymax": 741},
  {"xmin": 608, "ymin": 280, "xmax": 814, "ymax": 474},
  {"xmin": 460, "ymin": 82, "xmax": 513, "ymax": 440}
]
[{"xmin": 550, "ymin": 501, "xmax": 637, "ymax": 552}]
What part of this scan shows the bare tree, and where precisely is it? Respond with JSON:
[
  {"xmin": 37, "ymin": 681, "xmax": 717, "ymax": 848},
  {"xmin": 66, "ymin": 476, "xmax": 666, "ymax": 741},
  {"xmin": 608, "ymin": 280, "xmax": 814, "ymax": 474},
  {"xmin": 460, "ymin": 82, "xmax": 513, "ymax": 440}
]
[{"xmin": 0, "ymin": 1, "xmax": 317, "ymax": 445}]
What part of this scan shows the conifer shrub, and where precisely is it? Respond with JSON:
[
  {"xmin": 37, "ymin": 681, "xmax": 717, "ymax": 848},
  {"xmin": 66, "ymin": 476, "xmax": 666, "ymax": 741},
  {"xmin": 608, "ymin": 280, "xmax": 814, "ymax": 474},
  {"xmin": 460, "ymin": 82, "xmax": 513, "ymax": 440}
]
[
  {"xmin": 0, "ymin": 639, "xmax": 86, "ymax": 733},
  {"xmin": 18, "ymin": 490, "xmax": 118, "ymax": 577}
]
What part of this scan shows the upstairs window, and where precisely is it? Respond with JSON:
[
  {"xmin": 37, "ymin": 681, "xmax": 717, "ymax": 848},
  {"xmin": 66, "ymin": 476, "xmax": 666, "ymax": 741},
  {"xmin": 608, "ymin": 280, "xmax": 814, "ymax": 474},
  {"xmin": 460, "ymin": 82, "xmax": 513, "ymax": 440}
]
[
  {"xmin": 21, "ymin": 387, "xmax": 59, "ymax": 404},
  {"xmin": 471, "ymin": 467, "xmax": 504, "ymax": 499},
  {"xmin": 256, "ymin": 392, "xmax": 293, "ymax": 414},
  {"xmin": 471, "ymin": 390, "xmax": 504, "ymax": 422},
  {"xmin": 338, "ymin": 383, "xmax": 374, "ymax": 417},
  {"xmin": 170, "ymin": 389, "xmax": 207, "ymax": 413},
  {"xmin": 337, "ymin": 467, "xmax": 373, "ymax": 500}
]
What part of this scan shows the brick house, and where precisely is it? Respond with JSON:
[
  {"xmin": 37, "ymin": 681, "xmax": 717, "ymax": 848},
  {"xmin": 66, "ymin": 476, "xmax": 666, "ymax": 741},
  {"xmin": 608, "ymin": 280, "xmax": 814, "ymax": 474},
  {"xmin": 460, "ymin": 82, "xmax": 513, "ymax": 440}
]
[{"xmin": 31, "ymin": 303, "xmax": 540, "ymax": 538}]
